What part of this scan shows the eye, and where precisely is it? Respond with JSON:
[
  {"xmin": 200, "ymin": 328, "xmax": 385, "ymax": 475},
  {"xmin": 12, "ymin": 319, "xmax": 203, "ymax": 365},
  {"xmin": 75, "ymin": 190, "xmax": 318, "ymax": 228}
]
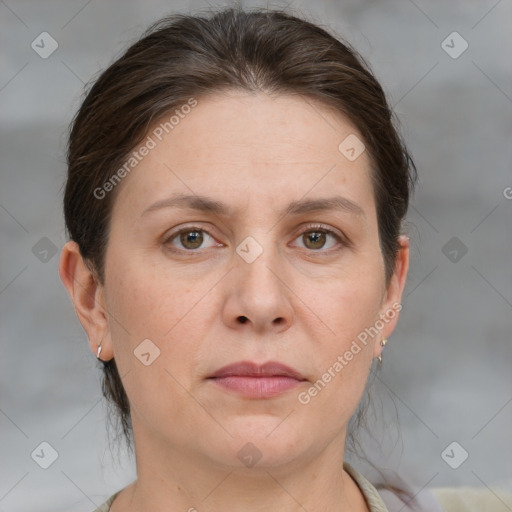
[
  {"xmin": 164, "ymin": 224, "xmax": 347, "ymax": 254},
  {"xmin": 291, "ymin": 224, "xmax": 345, "ymax": 252},
  {"xmin": 164, "ymin": 227, "xmax": 220, "ymax": 252}
]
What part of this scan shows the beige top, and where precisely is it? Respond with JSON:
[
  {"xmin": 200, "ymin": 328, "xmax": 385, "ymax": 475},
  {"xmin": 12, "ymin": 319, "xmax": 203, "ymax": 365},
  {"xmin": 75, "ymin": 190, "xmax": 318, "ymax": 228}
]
[{"xmin": 91, "ymin": 462, "xmax": 512, "ymax": 512}]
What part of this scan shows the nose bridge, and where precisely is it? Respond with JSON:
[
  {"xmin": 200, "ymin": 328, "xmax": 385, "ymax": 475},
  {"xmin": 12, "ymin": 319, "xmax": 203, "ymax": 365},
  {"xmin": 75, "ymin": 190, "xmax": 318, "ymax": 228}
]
[
  {"xmin": 236, "ymin": 232, "xmax": 284, "ymax": 298},
  {"xmin": 223, "ymin": 230, "xmax": 294, "ymax": 332}
]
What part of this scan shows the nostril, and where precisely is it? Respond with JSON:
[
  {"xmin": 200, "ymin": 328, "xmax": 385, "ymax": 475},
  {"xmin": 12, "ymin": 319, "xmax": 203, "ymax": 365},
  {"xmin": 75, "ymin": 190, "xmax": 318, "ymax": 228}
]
[{"xmin": 238, "ymin": 316, "xmax": 248, "ymax": 324}]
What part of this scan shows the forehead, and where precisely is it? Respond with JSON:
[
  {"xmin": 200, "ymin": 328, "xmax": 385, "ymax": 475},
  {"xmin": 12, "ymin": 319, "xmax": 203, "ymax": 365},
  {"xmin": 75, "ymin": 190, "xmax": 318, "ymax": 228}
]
[
  {"xmin": 160, "ymin": 90, "xmax": 363, "ymax": 163},
  {"xmin": 111, "ymin": 90, "xmax": 375, "ymax": 220}
]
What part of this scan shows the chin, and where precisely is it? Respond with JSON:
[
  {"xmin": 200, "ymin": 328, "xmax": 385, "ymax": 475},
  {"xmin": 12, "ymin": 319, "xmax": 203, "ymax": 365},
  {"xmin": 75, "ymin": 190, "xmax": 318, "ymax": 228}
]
[{"xmin": 214, "ymin": 416, "xmax": 309, "ymax": 469}]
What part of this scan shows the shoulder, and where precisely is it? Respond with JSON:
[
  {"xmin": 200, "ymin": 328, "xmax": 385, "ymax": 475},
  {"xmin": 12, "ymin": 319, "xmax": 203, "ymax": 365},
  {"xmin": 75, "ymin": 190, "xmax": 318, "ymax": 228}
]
[
  {"xmin": 344, "ymin": 462, "xmax": 512, "ymax": 512},
  {"xmin": 91, "ymin": 490, "xmax": 122, "ymax": 512},
  {"xmin": 344, "ymin": 462, "xmax": 442, "ymax": 511},
  {"xmin": 343, "ymin": 462, "xmax": 392, "ymax": 511},
  {"xmin": 431, "ymin": 485, "xmax": 512, "ymax": 512}
]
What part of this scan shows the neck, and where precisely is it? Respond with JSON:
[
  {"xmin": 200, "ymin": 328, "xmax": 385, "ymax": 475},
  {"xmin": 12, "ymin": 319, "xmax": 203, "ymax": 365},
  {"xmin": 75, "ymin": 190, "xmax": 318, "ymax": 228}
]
[{"xmin": 111, "ymin": 421, "xmax": 369, "ymax": 512}]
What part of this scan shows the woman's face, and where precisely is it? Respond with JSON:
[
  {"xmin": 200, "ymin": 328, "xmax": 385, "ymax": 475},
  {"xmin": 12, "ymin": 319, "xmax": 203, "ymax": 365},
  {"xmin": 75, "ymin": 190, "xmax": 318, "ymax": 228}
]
[{"xmin": 78, "ymin": 91, "xmax": 408, "ymax": 470}]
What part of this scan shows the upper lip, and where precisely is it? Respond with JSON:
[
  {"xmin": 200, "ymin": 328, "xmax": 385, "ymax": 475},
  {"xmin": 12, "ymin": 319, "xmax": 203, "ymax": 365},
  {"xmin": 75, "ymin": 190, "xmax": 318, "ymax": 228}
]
[{"xmin": 208, "ymin": 361, "xmax": 306, "ymax": 381}]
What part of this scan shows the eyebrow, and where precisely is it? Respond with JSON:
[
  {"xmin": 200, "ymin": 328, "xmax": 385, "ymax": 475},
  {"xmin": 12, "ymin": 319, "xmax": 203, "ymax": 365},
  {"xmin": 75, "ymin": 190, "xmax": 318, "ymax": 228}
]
[{"xmin": 140, "ymin": 193, "xmax": 366, "ymax": 218}]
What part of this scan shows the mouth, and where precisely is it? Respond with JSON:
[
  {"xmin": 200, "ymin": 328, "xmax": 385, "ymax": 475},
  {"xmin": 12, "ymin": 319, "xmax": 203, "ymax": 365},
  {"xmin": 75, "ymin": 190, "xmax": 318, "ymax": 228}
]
[{"xmin": 207, "ymin": 361, "xmax": 307, "ymax": 399}]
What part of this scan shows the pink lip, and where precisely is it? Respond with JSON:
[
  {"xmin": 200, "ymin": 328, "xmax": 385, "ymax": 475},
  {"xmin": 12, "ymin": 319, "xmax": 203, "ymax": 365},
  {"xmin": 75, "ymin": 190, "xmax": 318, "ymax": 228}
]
[{"xmin": 207, "ymin": 361, "xmax": 307, "ymax": 399}]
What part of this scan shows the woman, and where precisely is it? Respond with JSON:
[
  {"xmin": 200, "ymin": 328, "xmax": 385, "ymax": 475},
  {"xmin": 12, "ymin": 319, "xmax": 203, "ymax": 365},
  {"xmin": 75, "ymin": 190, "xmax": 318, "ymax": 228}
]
[{"xmin": 58, "ymin": 6, "xmax": 510, "ymax": 512}]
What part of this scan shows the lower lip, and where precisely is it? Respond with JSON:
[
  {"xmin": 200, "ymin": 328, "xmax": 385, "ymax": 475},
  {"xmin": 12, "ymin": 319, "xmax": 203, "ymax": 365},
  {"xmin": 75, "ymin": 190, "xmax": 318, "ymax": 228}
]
[{"xmin": 208, "ymin": 376, "xmax": 304, "ymax": 398}]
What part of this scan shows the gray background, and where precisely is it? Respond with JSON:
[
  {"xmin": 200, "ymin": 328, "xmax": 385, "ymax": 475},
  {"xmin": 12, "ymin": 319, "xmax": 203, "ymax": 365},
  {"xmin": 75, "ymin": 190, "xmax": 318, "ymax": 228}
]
[{"xmin": 1, "ymin": 0, "xmax": 511, "ymax": 511}]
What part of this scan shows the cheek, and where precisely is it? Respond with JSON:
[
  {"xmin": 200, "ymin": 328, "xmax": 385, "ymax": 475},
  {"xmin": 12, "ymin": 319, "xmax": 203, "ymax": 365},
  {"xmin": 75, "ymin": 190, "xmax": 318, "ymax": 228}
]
[
  {"xmin": 104, "ymin": 252, "xmax": 214, "ymax": 376},
  {"xmin": 105, "ymin": 250, "xmax": 183, "ymax": 335},
  {"xmin": 298, "ymin": 352, "xmax": 370, "ymax": 444},
  {"xmin": 318, "ymin": 265, "xmax": 384, "ymax": 340},
  {"xmin": 298, "ymin": 281, "xmax": 380, "ymax": 425},
  {"xmin": 320, "ymin": 288, "xmax": 377, "ymax": 389},
  {"xmin": 302, "ymin": 266, "xmax": 383, "ymax": 403},
  {"xmin": 102, "ymin": 256, "xmax": 207, "ymax": 427}
]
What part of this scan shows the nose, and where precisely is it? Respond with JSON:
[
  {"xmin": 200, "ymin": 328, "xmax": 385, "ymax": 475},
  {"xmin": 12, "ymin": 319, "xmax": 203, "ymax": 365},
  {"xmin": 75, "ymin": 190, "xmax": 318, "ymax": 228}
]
[{"xmin": 221, "ymin": 242, "xmax": 294, "ymax": 335}]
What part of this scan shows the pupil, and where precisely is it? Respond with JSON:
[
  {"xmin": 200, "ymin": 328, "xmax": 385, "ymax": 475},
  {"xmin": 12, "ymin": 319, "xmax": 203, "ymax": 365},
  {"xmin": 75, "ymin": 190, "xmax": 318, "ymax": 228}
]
[
  {"xmin": 182, "ymin": 230, "xmax": 203, "ymax": 248},
  {"xmin": 306, "ymin": 231, "xmax": 325, "ymax": 249}
]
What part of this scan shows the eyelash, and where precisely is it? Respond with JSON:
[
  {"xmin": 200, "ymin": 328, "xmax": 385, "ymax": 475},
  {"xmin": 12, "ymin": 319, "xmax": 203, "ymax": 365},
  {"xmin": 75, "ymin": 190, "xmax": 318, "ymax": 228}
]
[{"xmin": 163, "ymin": 223, "xmax": 348, "ymax": 254}]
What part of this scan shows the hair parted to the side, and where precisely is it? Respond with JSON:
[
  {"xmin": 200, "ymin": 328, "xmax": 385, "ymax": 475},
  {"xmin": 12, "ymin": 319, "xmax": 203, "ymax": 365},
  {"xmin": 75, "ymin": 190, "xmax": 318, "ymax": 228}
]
[{"xmin": 63, "ymin": 4, "xmax": 418, "ymax": 506}]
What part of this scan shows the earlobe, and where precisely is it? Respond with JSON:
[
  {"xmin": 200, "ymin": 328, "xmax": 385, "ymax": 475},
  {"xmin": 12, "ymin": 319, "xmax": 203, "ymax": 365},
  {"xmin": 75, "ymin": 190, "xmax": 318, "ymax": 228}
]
[{"xmin": 58, "ymin": 241, "xmax": 113, "ymax": 360}]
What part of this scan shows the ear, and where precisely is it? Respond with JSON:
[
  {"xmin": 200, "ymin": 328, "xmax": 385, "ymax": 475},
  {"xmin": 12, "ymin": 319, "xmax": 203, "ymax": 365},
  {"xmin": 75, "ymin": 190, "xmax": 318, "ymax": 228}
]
[
  {"xmin": 373, "ymin": 234, "xmax": 410, "ymax": 359},
  {"xmin": 59, "ymin": 240, "xmax": 114, "ymax": 361}
]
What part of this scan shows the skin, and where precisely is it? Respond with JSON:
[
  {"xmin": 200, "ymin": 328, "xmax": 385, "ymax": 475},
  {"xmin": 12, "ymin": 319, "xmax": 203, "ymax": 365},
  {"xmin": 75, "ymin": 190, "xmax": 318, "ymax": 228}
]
[{"xmin": 60, "ymin": 90, "xmax": 409, "ymax": 512}]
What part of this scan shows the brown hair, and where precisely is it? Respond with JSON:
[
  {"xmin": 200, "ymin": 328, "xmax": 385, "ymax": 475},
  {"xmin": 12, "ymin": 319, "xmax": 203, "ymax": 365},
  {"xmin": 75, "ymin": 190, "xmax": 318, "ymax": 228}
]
[{"xmin": 63, "ymin": 4, "xmax": 417, "ymax": 496}]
